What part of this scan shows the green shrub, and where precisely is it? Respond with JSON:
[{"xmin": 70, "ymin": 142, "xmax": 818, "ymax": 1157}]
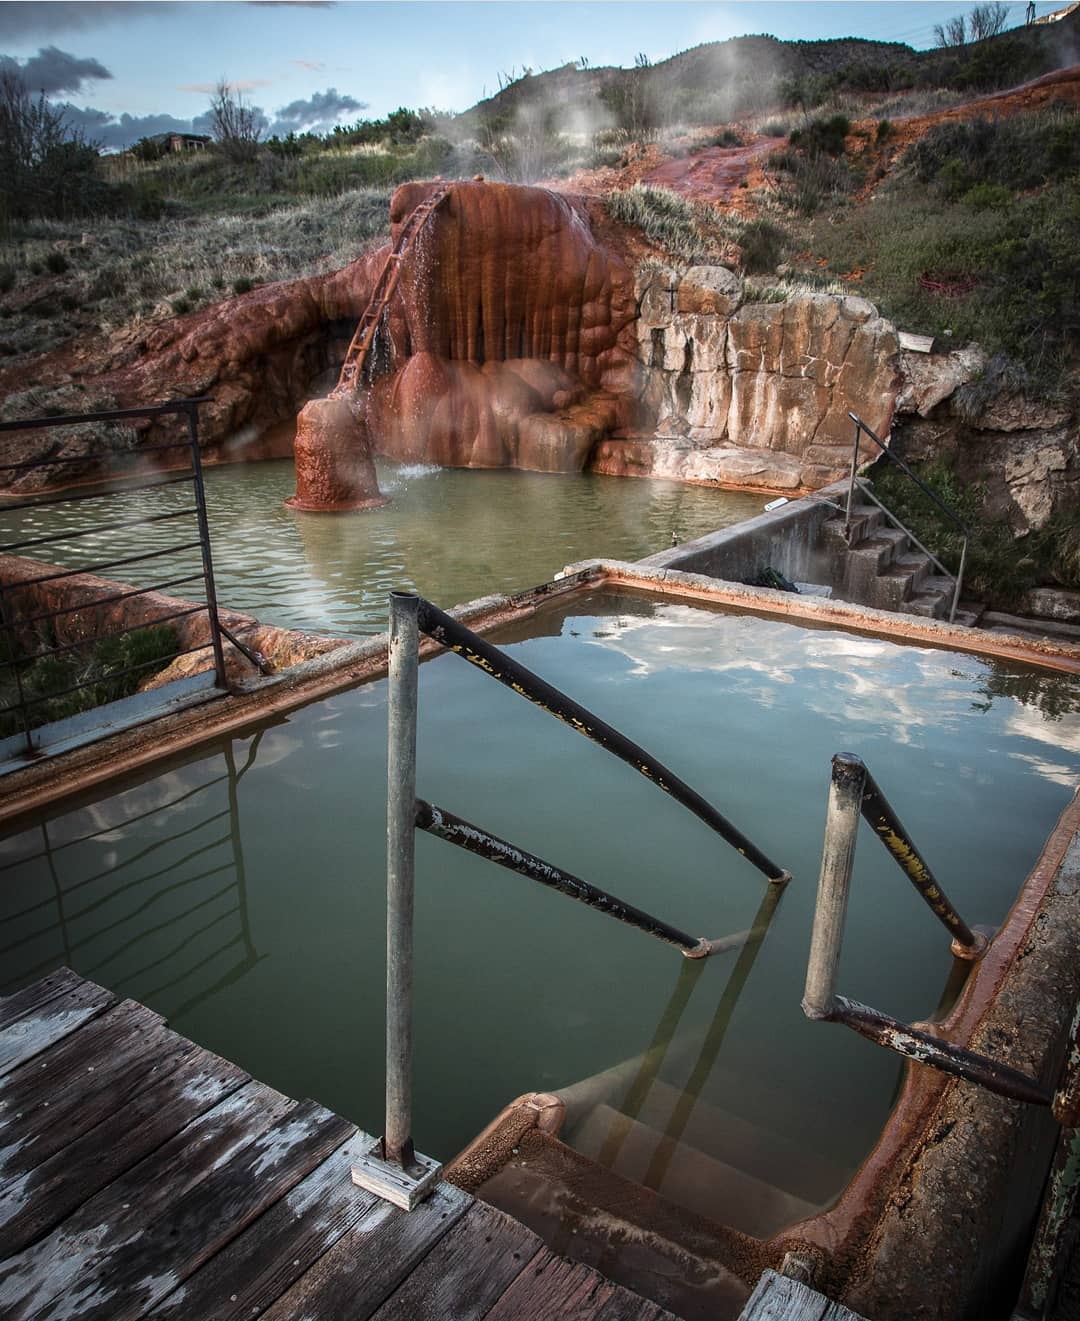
[
  {"xmin": 44, "ymin": 251, "xmax": 69, "ymax": 275},
  {"xmin": 789, "ymin": 114, "xmax": 851, "ymax": 158},
  {"xmin": 961, "ymin": 181, "xmax": 1012, "ymax": 210},
  {"xmin": 875, "ymin": 119, "xmax": 892, "ymax": 144},
  {"xmin": 170, "ymin": 296, "xmax": 191, "ymax": 316},
  {"xmin": 0, "ymin": 624, "xmax": 179, "ymax": 736},
  {"xmin": 0, "ymin": 266, "xmax": 14, "ymax": 294},
  {"xmin": 232, "ymin": 276, "xmax": 253, "ymax": 295},
  {"xmin": 907, "ymin": 106, "xmax": 1080, "ymax": 195},
  {"xmin": 738, "ymin": 219, "xmax": 787, "ymax": 274}
]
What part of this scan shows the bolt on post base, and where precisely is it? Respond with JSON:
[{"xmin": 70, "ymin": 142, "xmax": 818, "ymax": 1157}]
[{"xmin": 351, "ymin": 1138, "xmax": 441, "ymax": 1211}]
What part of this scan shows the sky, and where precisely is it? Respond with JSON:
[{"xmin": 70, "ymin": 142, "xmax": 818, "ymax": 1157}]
[{"xmin": 0, "ymin": 1, "xmax": 1045, "ymax": 148}]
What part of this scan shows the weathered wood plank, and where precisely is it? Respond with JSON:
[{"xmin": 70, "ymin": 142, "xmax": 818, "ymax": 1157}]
[
  {"xmin": 260, "ymin": 1177, "xmax": 472, "ymax": 1321},
  {"xmin": 42, "ymin": 1099, "xmax": 355, "ymax": 1321},
  {"xmin": 0, "ymin": 1000, "xmax": 176, "ymax": 1174},
  {"xmin": 738, "ymin": 1270, "xmax": 869, "ymax": 1321},
  {"xmin": 0, "ymin": 970, "xmax": 84, "ymax": 1032},
  {"xmin": 150, "ymin": 1128, "xmax": 378, "ymax": 1320},
  {"xmin": 372, "ymin": 1200, "xmax": 544, "ymax": 1321},
  {"xmin": 0, "ymin": 1045, "xmax": 249, "ymax": 1256},
  {"xmin": 483, "ymin": 1247, "xmax": 673, "ymax": 1321},
  {"xmin": 0, "ymin": 1079, "xmax": 295, "ymax": 1320},
  {"xmin": 0, "ymin": 979, "xmax": 116, "ymax": 1078}
]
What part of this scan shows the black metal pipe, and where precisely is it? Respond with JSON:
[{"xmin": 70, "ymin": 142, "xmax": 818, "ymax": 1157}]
[
  {"xmin": 849, "ymin": 412, "xmax": 968, "ymax": 534},
  {"xmin": 0, "ymin": 594, "xmax": 34, "ymax": 755},
  {"xmin": 414, "ymin": 596, "xmax": 789, "ymax": 884},
  {"xmin": 0, "ymin": 472, "xmax": 195, "ymax": 515},
  {"xmin": 185, "ymin": 405, "xmax": 229, "ymax": 691},
  {"xmin": 0, "ymin": 605, "xmax": 204, "ymax": 671},
  {"xmin": 1, "ymin": 506, "xmax": 199, "ymax": 555},
  {"xmin": 833, "ymin": 995, "xmax": 1052, "ymax": 1107},
  {"xmin": 0, "ymin": 640, "xmax": 210, "ymax": 713},
  {"xmin": 13, "ymin": 574, "xmax": 206, "ymax": 628},
  {"xmin": 847, "ymin": 754, "xmax": 981, "ymax": 953},
  {"xmin": 0, "ymin": 542, "xmax": 204, "ymax": 591},
  {"xmin": 0, "ymin": 399, "xmax": 212, "ymax": 434},
  {"xmin": 415, "ymin": 797, "xmax": 705, "ymax": 953},
  {"xmin": 218, "ymin": 622, "xmax": 273, "ymax": 675}
]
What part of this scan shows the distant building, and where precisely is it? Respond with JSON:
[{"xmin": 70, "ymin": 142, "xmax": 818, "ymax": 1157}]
[{"xmin": 146, "ymin": 133, "xmax": 211, "ymax": 154}]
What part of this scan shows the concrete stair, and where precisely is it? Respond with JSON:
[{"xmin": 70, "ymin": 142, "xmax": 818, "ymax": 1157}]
[{"xmin": 818, "ymin": 505, "xmax": 983, "ymax": 625}]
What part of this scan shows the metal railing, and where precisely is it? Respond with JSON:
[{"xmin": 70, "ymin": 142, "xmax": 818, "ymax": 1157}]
[
  {"xmin": 845, "ymin": 412, "xmax": 969, "ymax": 623},
  {"xmin": 0, "ymin": 400, "xmax": 265, "ymax": 758},
  {"xmin": 351, "ymin": 590, "xmax": 791, "ymax": 1207},
  {"xmin": 803, "ymin": 752, "xmax": 1055, "ymax": 1109}
]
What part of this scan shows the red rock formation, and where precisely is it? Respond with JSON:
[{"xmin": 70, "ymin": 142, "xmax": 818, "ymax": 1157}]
[
  {"xmin": 358, "ymin": 182, "xmax": 637, "ymax": 473},
  {"xmin": 288, "ymin": 179, "xmax": 640, "ymax": 509},
  {"xmin": 287, "ymin": 396, "xmax": 388, "ymax": 512}
]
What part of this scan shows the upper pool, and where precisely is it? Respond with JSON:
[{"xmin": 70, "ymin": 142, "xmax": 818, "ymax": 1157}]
[
  {"xmin": 2, "ymin": 588, "xmax": 1077, "ymax": 1237},
  {"xmin": 0, "ymin": 460, "xmax": 762, "ymax": 636}
]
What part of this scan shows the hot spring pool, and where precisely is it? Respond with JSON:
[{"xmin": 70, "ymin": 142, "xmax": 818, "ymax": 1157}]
[
  {"xmin": 0, "ymin": 460, "xmax": 762, "ymax": 636},
  {"xmin": 2, "ymin": 588, "xmax": 1077, "ymax": 1233}
]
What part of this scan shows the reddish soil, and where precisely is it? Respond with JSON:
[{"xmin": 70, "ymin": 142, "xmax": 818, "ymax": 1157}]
[{"xmin": 641, "ymin": 137, "xmax": 785, "ymax": 203}]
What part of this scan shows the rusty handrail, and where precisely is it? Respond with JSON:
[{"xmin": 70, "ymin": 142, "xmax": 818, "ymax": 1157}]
[
  {"xmin": 803, "ymin": 752, "xmax": 1054, "ymax": 1109},
  {"xmin": 844, "ymin": 411, "xmax": 968, "ymax": 623}
]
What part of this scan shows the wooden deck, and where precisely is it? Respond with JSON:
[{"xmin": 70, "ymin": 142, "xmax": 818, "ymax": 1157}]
[{"xmin": 0, "ymin": 969, "xmax": 676, "ymax": 1320}]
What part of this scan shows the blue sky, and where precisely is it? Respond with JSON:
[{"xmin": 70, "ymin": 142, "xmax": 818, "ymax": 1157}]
[{"xmin": 0, "ymin": 1, "xmax": 1040, "ymax": 147}]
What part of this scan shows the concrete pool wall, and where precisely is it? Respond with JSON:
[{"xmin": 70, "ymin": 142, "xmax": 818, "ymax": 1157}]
[{"xmin": 1, "ymin": 558, "xmax": 1078, "ymax": 1321}]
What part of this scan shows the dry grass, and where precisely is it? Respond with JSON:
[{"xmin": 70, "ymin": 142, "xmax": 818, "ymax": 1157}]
[{"xmin": 0, "ymin": 187, "xmax": 392, "ymax": 361}]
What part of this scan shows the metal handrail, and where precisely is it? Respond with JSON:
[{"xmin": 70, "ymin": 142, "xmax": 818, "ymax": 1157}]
[
  {"xmin": 0, "ymin": 399, "xmax": 270, "ymax": 755},
  {"xmin": 844, "ymin": 412, "xmax": 969, "ymax": 623},
  {"xmin": 351, "ymin": 590, "xmax": 792, "ymax": 1208},
  {"xmin": 803, "ymin": 752, "xmax": 1055, "ymax": 1110}
]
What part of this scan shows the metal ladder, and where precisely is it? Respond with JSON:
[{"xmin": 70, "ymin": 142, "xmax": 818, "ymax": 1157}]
[{"xmin": 334, "ymin": 183, "xmax": 451, "ymax": 397}]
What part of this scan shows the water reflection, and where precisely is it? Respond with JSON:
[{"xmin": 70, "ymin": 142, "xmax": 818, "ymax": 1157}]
[
  {"xmin": 0, "ymin": 734, "xmax": 263, "ymax": 1019},
  {"xmin": 0, "ymin": 461, "xmax": 763, "ymax": 638}
]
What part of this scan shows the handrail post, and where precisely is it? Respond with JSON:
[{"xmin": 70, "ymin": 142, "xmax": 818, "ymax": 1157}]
[
  {"xmin": 803, "ymin": 753, "xmax": 866, "ymax": 1019},
  {"xmin": 351, "ymin": 590, "xmax": 441, "ymax": 1210},
  {"xmin": 185, "ymin": 402, "xmax": 229, "ymax": 691},
  {"xmin": 950, "ymin": 536, "xmax": 967, "ymax": 624},
  {"xmin": 844, "ymin": 417, "xmax": 861, "ymax": 542},
  {"xmin": 385, "ymin": 590, "xmax": 419, "ymax": 1167}
]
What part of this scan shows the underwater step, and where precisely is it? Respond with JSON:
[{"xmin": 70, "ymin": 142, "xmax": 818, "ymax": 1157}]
[
  {"xmin": 569, "ymin": 1075, "xmax": 852, "ymax": 1208},
  {"xmin": 572, "ymin": 1102, "xmax": 822, "ymax": 1240}
]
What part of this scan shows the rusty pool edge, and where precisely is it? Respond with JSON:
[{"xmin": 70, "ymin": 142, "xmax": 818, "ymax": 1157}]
[
  {"xmin": 3, "ymin": 557, "xmax": 1078, "ymax": 829},
  {"xmin": 0, "ymin": 571, "xmax": 601, "ymax": 830}
]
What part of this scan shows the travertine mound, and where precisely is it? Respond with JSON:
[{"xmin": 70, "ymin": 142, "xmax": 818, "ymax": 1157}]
[{"xmin": 358, "ymin": 180, "xmax": 639, "ymax": 474}]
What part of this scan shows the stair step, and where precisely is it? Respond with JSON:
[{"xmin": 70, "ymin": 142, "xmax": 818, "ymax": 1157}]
[
  {"xmin": 572, "ymin": 1102, "xmax": 821, "ymax": 1239},
  {"xmin": 907, "ymin": 589, "xmax": 949, "ymax": 619},
  {"xmin": 892, "ymin": 552, "xmax": 931, "ymax": 593},
  {"xmin": 567, "ymin": 1076, "xmax": 849, "ymax": 1206}
]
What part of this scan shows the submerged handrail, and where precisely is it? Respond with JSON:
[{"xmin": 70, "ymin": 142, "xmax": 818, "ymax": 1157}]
[
  {"xmin": 351, "ymin": 591, "xmax": 791, "ymax": 1208},
  {"xmin": 802, "ymin": 752, "xmax": 1054, "ymax": 1109},
  {"xmin": 844, "ymin": 411, "xmax": 969, "ymax": 623}
]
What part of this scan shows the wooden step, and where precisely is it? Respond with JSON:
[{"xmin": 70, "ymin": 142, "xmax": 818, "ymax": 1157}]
[{"xmin": 571, "ymin": 1103, "xmax": 821, "ymax": 1239}]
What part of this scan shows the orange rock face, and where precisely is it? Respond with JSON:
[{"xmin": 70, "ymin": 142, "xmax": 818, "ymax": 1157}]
[
  {"xmin": 287, "ymin": 396, "xmax": 389, "ymax": 512},
  {"xmin": 359, "ymin": 181, "xmax": 638, "ymax": 475}
]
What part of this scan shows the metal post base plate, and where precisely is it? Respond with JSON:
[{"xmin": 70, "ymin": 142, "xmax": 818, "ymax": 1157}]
[{"xmin": 351, "ymin": 1139, "xmax": 442, "ymax": 1211}]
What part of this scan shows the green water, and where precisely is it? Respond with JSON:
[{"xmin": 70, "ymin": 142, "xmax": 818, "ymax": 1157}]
[
  {"xmin": 0, "ymin": 460, "xmax": 762, "ymax": 636},
  {"xmin": 2, "ymin": 590, "xmax": 1077, "ymax": 1220}
]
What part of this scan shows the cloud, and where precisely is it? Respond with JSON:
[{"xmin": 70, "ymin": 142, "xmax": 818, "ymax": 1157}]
[
  {"xmin": 268, "ymin": 87, "xmax": 366, "ymax": 135},
  {"xmin": 0, "ymin": 45, "xmax": 111, "ymax": 94},
  {"xmin": 54, "ymin": 83, "xmax": 359, "ymax": 150},
  {"xmin": 290, "ymin": 59, "xmax": 326, "ymax": 71},
  {"xmin": 51, "ymin": 102, "xmax": 203, "ymax": 149},
  {"xmin": 0, "ymin": 2, "xmax": 176, "ymax": 40}
]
